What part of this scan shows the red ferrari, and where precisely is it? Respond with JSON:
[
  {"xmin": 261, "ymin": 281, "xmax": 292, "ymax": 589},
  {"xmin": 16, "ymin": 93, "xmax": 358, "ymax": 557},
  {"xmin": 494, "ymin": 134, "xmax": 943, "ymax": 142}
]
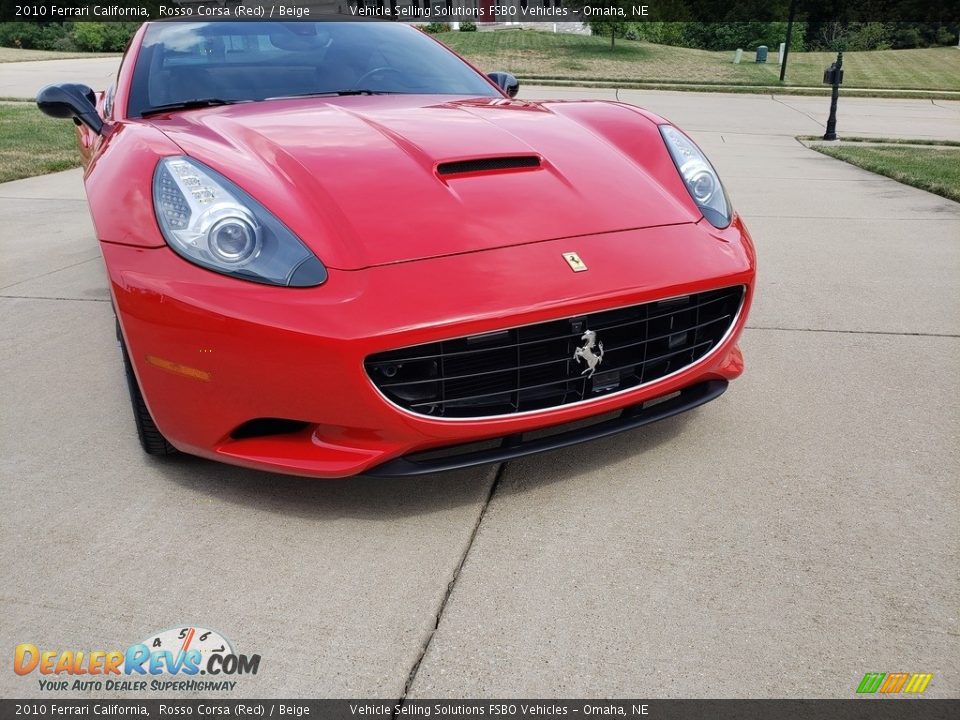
[{"xmin": 37, "ymin": 21, "xmax": 755, "ymax": 478}]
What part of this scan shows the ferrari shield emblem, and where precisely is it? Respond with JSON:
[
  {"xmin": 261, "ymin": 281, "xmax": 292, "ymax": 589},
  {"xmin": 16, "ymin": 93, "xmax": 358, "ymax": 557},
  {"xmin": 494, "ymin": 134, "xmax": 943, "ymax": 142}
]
[{"xmin": 563, "ymin": 252, "xmax": 588, "ymax": 272}]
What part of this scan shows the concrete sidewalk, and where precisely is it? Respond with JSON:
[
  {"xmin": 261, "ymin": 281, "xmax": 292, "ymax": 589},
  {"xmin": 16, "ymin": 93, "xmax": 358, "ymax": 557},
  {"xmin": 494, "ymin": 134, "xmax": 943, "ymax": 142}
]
[{"xmin": 1, "ymin": 86, "xmax": 957, "ymax": 699}]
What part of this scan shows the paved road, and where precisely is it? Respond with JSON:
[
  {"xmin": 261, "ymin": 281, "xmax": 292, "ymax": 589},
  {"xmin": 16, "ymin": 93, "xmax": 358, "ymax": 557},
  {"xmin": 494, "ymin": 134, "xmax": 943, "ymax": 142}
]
[
  {"xmin": 0, "ymin": 57, "xmax": 121, "ymax": 99},
  {"xmin": 1, "ymin": 74, "xmax": 958, "ymax": 699}
]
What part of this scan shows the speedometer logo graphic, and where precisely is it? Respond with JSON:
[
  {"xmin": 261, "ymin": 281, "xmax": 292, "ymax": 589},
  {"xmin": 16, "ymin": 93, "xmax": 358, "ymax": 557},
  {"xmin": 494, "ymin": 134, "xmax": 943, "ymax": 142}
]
[{"xmin": 141, "ymin": 626, "xmax": 233, "ymax": 673}]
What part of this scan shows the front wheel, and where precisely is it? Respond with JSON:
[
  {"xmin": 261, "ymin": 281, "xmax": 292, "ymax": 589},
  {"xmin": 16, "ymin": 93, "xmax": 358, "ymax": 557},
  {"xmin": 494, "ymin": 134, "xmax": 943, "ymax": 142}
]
[{"xmin": 117, "ymin": 318, "xmax": 177, "ymax": 456}]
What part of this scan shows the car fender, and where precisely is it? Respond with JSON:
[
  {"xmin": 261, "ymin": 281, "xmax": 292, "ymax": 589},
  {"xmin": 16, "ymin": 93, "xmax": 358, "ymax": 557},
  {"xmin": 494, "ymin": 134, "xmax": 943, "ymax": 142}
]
[
  {"xmin": 541, "ymin": 100, "xmax": 704, "ymax": 222},
  {"xmin": 84, "ymin": 122, "xmax": 182, "ymax": 247}
]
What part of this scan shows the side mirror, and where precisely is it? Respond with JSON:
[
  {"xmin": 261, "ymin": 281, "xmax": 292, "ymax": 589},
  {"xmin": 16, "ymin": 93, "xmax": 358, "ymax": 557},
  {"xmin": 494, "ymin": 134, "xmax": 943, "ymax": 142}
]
[
  {"xmin": 487, "ymin": 72, "xmax": 520, "ymax": 99},
  {"xmin": 37, "ymin": 83, "xmax": 103, "ymax": 135}
]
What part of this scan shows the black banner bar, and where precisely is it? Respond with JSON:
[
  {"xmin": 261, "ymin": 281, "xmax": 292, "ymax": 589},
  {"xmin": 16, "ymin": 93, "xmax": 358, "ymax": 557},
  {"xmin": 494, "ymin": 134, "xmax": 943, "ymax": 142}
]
[
  {"xmin": 2, "ymin": 1, "xmax": 959, "ymax": 23},
  {"xmin": 2, "ymin": 700, "xmax": 959, "ymax": 720}
]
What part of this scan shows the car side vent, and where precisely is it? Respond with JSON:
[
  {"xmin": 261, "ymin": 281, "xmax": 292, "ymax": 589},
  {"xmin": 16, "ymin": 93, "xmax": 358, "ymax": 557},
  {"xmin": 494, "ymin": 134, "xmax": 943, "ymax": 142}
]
[{"xmin": 437, "ymin": 155, "xmax": 541, "ymax": 176}]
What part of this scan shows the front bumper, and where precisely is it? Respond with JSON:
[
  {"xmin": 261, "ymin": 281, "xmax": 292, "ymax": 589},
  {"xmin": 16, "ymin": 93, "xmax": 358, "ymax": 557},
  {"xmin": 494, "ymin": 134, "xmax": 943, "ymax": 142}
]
[
  {"xmin": 367, "ymin": 380, "xmax": 729, "ymax": 477},
  {"xmin": 105, "ymin": 217, "xmax": 755, "ymax": 478}
]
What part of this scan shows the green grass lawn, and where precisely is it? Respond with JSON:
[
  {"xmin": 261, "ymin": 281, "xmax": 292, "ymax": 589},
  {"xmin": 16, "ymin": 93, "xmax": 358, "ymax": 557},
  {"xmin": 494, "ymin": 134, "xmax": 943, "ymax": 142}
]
[
  {"xmin": 0, "ymin": 104, "xmax": 81, "ymax": 183},
  {"xmin": 761, "ymin": 47, "xmax": 960, "ymax": 90},
  {"xmin": 439, "ymin": 31, "xmax": 960, "ymax": 91},
  {"xmin": 799, "ymin": 135, "xmax": 960, "ymax": 147},
  {"xmin": 810, "ymin": 143, "xmax": 960, "ymax": 203}
]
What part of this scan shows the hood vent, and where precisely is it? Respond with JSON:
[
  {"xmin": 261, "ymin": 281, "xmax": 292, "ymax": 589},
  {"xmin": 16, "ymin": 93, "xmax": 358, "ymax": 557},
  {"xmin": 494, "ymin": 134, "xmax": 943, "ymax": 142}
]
[{"xmin": 437, "ymin": 155, "xmax": 541, "ymax": 177}]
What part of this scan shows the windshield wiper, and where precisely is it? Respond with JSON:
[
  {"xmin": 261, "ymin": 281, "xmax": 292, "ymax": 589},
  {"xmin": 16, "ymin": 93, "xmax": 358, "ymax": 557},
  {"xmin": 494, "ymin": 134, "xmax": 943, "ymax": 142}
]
[
  {"xmin": 141, "ymin": 98, "xmax": 240, "ymax": 117},
  {"xmin": 266, "ymin": 90, "xmax": 403, "ymax": 100}
]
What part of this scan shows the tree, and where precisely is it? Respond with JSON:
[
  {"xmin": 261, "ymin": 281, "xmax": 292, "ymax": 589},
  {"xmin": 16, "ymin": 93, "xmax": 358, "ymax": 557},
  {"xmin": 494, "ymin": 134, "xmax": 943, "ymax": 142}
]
[
  {"xmin": 568, "ymin": 1, "xmax": 633, "ymax": 50},
  {"xmin": 593, "ymin": 19, "xmax": 629, "ymax": 50}
]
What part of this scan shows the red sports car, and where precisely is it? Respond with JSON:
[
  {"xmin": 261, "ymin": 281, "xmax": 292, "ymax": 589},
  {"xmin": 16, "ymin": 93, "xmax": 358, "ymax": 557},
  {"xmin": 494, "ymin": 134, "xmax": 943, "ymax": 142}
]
[{"xmin": 37, "ymin": 21, "xmax": 755, "ymax": 478}]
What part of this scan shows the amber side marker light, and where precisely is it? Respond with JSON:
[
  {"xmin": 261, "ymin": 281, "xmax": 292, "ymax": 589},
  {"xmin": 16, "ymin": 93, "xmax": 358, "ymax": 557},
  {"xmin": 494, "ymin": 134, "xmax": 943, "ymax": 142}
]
[{"xmin": 146, "ymin": 355, "xmax": 212, "ymax": 382}]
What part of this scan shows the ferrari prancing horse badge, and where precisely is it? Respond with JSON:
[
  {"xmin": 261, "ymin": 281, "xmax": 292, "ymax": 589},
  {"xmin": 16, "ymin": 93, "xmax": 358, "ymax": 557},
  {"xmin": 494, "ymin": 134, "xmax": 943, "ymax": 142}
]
[{"xmin": 563, "ymin": 252, "xmax": 588, "ymax": 272}]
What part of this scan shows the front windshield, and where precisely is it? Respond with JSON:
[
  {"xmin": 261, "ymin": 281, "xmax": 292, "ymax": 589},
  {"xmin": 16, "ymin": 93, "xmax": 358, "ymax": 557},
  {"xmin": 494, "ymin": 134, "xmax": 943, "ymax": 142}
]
[{"xmin": 128, "ymin": 21, "xmax": 500, "ymax": 117}]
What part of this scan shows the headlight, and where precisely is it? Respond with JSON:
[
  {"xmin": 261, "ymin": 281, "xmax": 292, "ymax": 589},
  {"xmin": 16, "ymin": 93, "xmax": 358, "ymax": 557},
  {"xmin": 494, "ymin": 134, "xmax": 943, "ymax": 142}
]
[
  {"xmin": 659, "ymin": 125, "xmax": 731, "ymax": 229},
  {"xmin": 153, "ymin": 156, "xmax": 327, "ymax": 287}
]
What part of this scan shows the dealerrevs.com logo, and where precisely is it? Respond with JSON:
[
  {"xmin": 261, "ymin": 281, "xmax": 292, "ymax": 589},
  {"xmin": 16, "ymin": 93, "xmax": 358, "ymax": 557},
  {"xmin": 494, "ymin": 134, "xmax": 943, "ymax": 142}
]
[{"xmin": 14, "ymin": 626, "xmax": 261, "ymax": 693}]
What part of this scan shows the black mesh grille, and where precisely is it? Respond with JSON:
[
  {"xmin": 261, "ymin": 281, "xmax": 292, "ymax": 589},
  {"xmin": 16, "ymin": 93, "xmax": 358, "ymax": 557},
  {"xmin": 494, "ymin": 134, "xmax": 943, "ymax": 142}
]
[
  {"xmin": 366, "ymin": 286, "xmax": 744, "ymax": 419},
  {"xmin": 437, "ymin": 156, "xmax": 541, "ymax": 176}
]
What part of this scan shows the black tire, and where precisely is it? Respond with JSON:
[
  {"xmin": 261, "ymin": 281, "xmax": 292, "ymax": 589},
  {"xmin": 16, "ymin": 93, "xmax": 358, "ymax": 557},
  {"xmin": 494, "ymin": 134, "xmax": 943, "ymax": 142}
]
[{"xmin": 117, "ymin": 318, "xmax": 177, "ymax": 456}]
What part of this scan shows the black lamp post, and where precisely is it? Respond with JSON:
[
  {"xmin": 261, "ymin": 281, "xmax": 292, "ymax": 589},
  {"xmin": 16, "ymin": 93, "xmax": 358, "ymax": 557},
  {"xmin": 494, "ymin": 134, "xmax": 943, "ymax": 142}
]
[{"xmin": 823, "ymin": 51, "xmax": 844, "ymax": 141}]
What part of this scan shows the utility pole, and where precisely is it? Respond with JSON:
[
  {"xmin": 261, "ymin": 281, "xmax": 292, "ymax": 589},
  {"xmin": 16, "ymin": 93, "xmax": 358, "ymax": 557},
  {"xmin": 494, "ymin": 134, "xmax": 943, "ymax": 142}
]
[{"xmin": 779, "ymin": 0, "xmax": 798, "ymax": 82}]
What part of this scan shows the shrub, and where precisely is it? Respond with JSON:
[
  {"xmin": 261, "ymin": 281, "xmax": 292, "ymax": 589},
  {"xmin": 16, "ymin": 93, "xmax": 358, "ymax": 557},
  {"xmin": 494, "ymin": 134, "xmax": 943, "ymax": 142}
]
[
  {"xmin": 65, "ymin": 22, "xmax": 136, "ymax": 52},
  {"xmin": 0, "ymin": 22, "xmax": 44, "ymax": 49},
  {"xmin": 100, "ymin": 23, "xmax": 138, "ymax": 52},
  {"xmin": 680, "ymin": 22, "xmax": 805, "ymax": 52},
  {"xmin": 935, "ymin": 26, "xmax": 956, "ymax": 45},
  {"xmin": 0, "ymin": 22, "xmax": 136, "ymax": 53},
  {"xmin": 459, "ymin": 22, "xmax": 477, "ymax": 32},
  {"xmin": 70, "ymin": 22, "xmax": 109, "ymax": 52},
  {"xmin": 629, "ymin": 22, "xmax": 688, "ymax": 47},
  {"xmin": 423, "ymin": 22, "xmax": 450, "ymax": 34},
  {"xmin": 48, "ymin": 35, "xmax": 80, "ymax": 53},
  {"xmin": 844, "ymin": 23, "xmax": 893, "ymax": 51},
  {"xmin": 890, "ymin": 26, "xmax": 923, "ymax": 49}
]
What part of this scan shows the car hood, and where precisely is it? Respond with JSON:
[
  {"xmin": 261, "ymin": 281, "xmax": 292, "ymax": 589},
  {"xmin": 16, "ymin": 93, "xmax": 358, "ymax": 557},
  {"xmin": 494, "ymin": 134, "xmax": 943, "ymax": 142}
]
[{"xmin": 149, "ymin": 95, "xmax": 698, "ymax": 270}]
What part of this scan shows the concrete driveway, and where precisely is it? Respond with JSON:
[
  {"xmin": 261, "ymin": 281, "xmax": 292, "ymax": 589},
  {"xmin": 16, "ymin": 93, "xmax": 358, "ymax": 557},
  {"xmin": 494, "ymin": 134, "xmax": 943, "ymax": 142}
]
[{"xmin": 1, "ymin": 72, "xmax": 958, "ymax": 698}]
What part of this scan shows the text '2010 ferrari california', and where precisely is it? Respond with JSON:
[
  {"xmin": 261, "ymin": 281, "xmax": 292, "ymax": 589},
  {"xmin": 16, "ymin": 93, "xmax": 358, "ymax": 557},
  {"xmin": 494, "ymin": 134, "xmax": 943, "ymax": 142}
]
[{"xmin": 37, "ymin": 20, "xmax": 755, "ymax": 478}]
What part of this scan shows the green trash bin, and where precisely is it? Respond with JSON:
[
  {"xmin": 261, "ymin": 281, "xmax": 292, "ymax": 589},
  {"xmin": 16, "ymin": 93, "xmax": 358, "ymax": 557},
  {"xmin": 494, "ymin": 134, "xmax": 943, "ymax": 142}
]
[{"xmin": 756, "ymin": 45, "xmax": 768, "ymax": 63}]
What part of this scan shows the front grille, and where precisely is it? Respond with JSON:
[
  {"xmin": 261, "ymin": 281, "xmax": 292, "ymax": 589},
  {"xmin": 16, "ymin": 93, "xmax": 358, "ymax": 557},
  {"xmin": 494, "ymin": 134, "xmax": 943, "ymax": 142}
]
[{"xmin": 366, "ymin": 286, "xmax": 744, "ymax": 419}]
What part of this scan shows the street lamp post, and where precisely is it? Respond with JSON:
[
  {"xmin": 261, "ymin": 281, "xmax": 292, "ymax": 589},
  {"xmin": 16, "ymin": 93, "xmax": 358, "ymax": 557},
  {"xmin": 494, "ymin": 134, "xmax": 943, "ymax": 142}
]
[{"xmin": 823, "ymin": 51, "xmax": 844, "ymax": 141}]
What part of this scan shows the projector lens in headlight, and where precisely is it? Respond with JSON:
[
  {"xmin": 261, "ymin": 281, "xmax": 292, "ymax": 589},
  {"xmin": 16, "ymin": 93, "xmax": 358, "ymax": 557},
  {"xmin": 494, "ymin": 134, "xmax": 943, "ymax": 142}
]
[{"xmin": 209, "ymin": 217, "xmax": 258, "ymax": 264}]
